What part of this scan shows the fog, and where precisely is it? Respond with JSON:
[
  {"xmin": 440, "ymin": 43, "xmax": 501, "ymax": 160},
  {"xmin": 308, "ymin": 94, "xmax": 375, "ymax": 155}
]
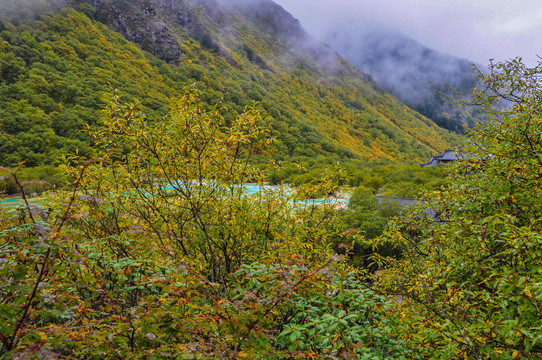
[
  {"xmin": 0, "ymin": 0, "xmax": 68, "ymax": 22},
  {"xmin": 327, "ymin": 28, "xmax": 477, "ymax": 107},
  {"xmin": 2, "ymin": 0, "xmax": 540, "ymax": 66},
  {"xmin": 273, "ymin": 0, "xmax": 542, "ymax": 67}
]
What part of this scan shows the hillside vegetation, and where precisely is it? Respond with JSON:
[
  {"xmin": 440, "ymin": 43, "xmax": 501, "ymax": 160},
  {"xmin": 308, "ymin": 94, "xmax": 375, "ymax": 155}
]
[{"xmin": 0, "ymin": 0, "xmax": 457, "ymax": 169}]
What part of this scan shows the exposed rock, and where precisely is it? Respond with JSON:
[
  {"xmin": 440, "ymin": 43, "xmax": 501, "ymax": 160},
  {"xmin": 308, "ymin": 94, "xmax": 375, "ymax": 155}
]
[
  {"xmin": 240, "ymin": 0, "xmax": 305, "ymax": 39},
  {"xmin": 77, "ymin": 0, "xmax": 187, "ymax": 63}
]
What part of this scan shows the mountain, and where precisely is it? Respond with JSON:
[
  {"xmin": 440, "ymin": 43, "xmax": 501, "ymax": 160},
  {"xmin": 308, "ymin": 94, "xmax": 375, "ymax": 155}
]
[
  {"xmin": 0, "ymin": 0, "xmax": 457, "ymax": 167},
  {"xmin": 323, "ymin": 29, "xmax": 486, "ymax": 133}
]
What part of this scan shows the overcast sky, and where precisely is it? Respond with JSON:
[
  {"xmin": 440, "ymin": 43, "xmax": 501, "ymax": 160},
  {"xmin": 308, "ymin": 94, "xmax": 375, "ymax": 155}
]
[{"xmin": 273, "ymin": 0, "xmax": 542, "ymax": 66}]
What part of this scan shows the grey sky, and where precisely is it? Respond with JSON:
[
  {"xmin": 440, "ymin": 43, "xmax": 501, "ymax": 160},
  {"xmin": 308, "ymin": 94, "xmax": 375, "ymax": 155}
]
[{"xmin": 273, "ymin": 0, "xmax": 542, "ymax": 66}]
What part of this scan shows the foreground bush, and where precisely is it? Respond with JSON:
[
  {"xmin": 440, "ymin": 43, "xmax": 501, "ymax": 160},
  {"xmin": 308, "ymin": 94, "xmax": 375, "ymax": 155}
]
[
  {"xmin": 0, "ymin": 89, "xmax": 404, "ymax": 359},
  {"xmin": 376, "ymin": 59, "xmax": 542, "ymax": 359}
]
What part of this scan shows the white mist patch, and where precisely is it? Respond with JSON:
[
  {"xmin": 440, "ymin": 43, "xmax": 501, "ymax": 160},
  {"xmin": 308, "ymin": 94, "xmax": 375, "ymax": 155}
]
[{"xmin": 274, "ymin": 0, "xmax": 542, "ymax": 66}]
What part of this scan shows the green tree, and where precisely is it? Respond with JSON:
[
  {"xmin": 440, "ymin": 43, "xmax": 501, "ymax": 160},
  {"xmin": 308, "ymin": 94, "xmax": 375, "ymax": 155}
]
[
  {"xmin": 376, "ymin": 59, "xmax": 542, "ymax": 358},
  {"xmin": 1, "ymin": 88, "xmax": 405, "ymax": 358},
  {"xmin": 337, "ymin": 186, "xmax": 402, "ymax": 270}
]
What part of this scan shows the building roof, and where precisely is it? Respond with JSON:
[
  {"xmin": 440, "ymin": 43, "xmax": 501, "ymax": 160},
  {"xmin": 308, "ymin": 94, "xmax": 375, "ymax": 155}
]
[
  {"xmin": 435, "ymin": 149, "xmax": 458, "ymax": 161},
  {"xmin": 420, "ymin": 149, "xmax": 466, "ymax": 167}
]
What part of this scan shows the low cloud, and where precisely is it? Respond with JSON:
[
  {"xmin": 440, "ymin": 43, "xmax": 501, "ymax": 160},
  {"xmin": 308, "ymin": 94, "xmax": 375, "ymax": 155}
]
[{"xmin": 274, "ymin": 0, "xmax": 542, "ymax": 66}]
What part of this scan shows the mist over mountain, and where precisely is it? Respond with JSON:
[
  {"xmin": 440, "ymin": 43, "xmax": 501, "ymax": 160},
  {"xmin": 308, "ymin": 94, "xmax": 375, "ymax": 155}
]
[{"xmin": 322, "ymin": 27, "xmax": 486, "ymax": 133}]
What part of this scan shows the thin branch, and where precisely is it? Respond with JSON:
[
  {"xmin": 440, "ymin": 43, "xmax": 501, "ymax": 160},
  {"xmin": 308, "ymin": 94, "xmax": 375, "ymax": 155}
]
[{"xmin": 5, "ymin": 159, "xmax": 95, "ymax": 351}]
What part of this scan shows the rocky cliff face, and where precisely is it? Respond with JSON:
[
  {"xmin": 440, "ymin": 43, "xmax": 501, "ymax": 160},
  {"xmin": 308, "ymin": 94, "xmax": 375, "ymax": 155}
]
[
  {"xmin": 54, "ymin": 0, "xmax": 310, "ymax": 64},
  {"xmin": 233, "ymin": 0, "xmax": 305, "ymax": 40},
  {"xmin": 71, "ymin": 0, "xmax": 195, "ymax": 62}
]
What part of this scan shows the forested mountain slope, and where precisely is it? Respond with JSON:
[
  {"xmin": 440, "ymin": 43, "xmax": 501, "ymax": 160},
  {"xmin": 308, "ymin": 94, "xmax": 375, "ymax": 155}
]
[
  {"xmin": 323, "ymin": 29, "xmax": 486, "ymax": 133},
  {"xmin": 0, "ymin": 0, "xmax": 457, "ymax": 167}
]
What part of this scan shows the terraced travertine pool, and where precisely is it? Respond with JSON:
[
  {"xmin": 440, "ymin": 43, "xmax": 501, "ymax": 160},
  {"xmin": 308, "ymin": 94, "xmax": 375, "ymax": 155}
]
[{"xmin": 1, "ymin": 183, "xmax": 350, "ymax": 209}]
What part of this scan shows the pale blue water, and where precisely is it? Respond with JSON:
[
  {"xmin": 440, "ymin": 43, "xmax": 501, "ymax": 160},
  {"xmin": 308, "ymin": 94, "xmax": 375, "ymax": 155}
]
[
  {"xmin": 0, "ymin": 196, "xmax": 44, "ymax": 208},
  {"xmin": 160, "ymin": 180, "xmax": 348, "ymax": 204},
  {"xmin": 1, "ymin": 183, "xmax": 349, "ymax": 208},
  {"xmin": 238, "ymin": 183, "xmax": 348, "ymax": 205}
]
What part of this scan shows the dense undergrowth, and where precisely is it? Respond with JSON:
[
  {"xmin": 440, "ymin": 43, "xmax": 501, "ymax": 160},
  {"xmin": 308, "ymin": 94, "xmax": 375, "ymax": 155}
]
[
  {"xmin": 0, "ymin": 88, "xmax": 410, "ymax": 358},
  {"xmin": 1, "ymin": 57, "xmax": 541, "ymax": 359}
]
